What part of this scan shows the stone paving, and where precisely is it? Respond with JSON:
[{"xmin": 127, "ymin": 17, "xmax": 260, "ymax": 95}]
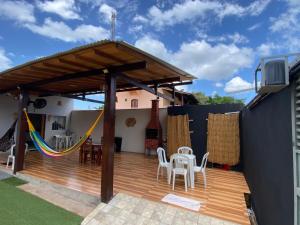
[
  {"xmin": 0, "ymin": 170, "xmax": 11, "ymax": 180},
  {"xmin": 82, "ymin": 193, "xmax": 240, "ymax": 225}
]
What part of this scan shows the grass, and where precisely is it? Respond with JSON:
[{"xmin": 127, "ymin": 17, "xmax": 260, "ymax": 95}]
[{"xmin": 0, "ymin": 177, "xmax": 83, "ymax": 225}]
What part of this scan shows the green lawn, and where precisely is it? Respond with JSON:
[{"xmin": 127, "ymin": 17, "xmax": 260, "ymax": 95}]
[{"xmin": 0, "ymin": 177, "xmax": 83, "ymax": 225}]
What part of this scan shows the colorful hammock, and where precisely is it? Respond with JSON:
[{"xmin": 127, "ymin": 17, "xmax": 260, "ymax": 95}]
[{"xmin": 24, "ymin": 109, "xmax": 104, "ymax": 157}]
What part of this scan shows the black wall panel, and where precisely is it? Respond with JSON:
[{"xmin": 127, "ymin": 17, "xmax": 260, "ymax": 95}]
[
  {"xmin": 168, "ymin": 104, "xmax": 243, "ymax": 165},
  {"xmin": 241, "ymin": 87, "xmax": 294, "ymax": 225}
]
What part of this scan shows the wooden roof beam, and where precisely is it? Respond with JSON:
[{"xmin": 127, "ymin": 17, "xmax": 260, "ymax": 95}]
[
  {"xmin": 0, "ymin": 61, "xmax": 146, "ymax": 94},
  {"xmin": 60, "ymin": 77, "xmax": 180, "ymax": 95},
  {"xmin": 116, "ymin": 72, "xmax": 174, "ymax": 102},
  {"xmin": 32, "ymin": 87, "xmax": 104, "ymax": 104}
]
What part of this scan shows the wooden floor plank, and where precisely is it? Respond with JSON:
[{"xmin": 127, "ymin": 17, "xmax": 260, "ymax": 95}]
[{"xmin": 2, "ymin": 151, "xmax": 250, "ymax": 225}]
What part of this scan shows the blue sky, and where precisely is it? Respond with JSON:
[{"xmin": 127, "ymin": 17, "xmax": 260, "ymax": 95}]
[{"xmin": 0, "ymin": 0, "xmax": 299, "ymax": 109}]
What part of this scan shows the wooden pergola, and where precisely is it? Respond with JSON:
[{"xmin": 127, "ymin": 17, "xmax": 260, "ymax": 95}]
[{"xmin": 0, "ymin": 40, "xmax": 195, "ymax": 202}]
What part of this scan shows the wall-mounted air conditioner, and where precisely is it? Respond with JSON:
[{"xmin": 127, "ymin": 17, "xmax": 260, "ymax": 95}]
[{"xmin": 255, "ymin": 55, "xmax": 290, "ymax": 94}]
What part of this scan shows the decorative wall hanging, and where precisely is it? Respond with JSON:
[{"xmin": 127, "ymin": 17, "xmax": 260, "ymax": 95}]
[{"xmin": 125, "ymin": 118, "xmax": 136, "ymax": 127}]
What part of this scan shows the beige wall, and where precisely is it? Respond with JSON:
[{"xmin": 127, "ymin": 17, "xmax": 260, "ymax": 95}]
[
  {"xmin": 70, "ymin": 108, "xmax": 168, "ymax": 153},
  {"xmin": 116, "ymin": 88, "xmax": 181, "ymax": 109},
  {"xmin": 0, "ymin": 95, "xmax": 73, "ymax": 147}
]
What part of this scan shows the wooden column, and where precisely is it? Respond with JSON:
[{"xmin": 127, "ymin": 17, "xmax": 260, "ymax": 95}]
[
  {"xmin": 171, "ymin": 86, "xmax": 176, "ymax": 106},
  {"xmin": 14, "ymin": 90, "xmax": 29, "ymax": 174},
  {"xmin": 101, "ymin": 74, "xmax": 116, "ymax": 203}
]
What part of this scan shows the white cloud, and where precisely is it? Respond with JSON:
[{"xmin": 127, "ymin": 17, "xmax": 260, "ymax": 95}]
[
  {"xmin": 99, "ymin": 3, "xmax": 117, "ymax": 24},
  {"xmin": 248, "ymin": 23, "xmax": 262, "ymax": 31},
  {"xmin": 24, "ymin": 18, "xmax": 109, "ymax": 43},
  {"xmin": 219, "ymin": 0, "xmax": 270, "ymax": 18},
  {"xmin": 211, "ymin": 90, "xmax": 217, "ymax": 96},
  {"xmin": 227, "ymin": 33, "xmax": 249, "ymax": 44},
  {"xmin": 215, "ymin": 82, "xmax": 223, "ymax": 87},
  {"xmin": 135, "ymin": 36, "xmax": 171, "ymax": 60},
  {"xmin": 0, "ymin": 0, "xmax": 35, "ymax": 23},
  {"xmin": 135, "ymin": 36, "xmax": 254, "ymax": 81},
  {"xmin": 133, "ymin": 15, "xmax": 148, "ymax": 23},
  {"xmin": 269, "ymin": 0, "xmax": 300, "ymax": 51},
  {"xmin": 36, "ymin": 0, "xmax": 81, "ymax": 20},
  {"xmin": 270, "ymin": 0, "xmax": 300, "ymax": 33},
  {"xmin": 198, "ymin": 32, "xmax": 249, "ymax": 44},
  {"xmin": 224, "ymin": 76, "xmax": 253, "ymax": 93},
  {"xmin": 147, "ymin": 0, "xmax": 220, "ymax": 28},
  {"xmin": 0, "ymin": 48, "xmax": 12, "ymax": 71},
  {"xmin": 256, "ymin": 42, "xmax": 279, "ymax": 57},
  {"xmin": 128, "ymin": 25, "xmax": 143, "ymax": 35},
  {"xmin": 144, "ymin": 0, "xmax": 270, "ymax": 29}
]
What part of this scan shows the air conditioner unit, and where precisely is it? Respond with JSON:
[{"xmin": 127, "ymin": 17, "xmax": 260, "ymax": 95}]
[{"xmin": 255, "ymin": 56, "xmax": 290, "ymax": 94}]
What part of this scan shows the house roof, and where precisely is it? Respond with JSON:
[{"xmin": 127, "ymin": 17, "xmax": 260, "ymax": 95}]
[
  {"xmin": 0, "ymin": 40, "xmax": 195, "ymax": 96},
  {"xmin": 164, "ymin": 88, "xmax": 199, "ymax": 104}
]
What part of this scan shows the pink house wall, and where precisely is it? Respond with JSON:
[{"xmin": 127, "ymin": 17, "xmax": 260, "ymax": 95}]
[{"xmin": 116, "ymin": 89, "xmax": 181, "ymax": 109}]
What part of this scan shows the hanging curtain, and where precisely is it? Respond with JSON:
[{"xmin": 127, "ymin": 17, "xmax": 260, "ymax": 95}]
[
  {"xmin": 167, "ymin": 114, "xmax": 191, "ymax": 156},
  {"xmin": 207, "ymin": 113, "xmax": 240, "ymax": 166}
]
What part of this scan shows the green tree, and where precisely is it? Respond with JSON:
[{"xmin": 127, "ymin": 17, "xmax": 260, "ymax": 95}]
[
  {"xmin": 192, "ymin": 92, "xmax": 209, "ymax": 104},
  {"xmin": 193, "ymin": 92, "xmax": 244, "ymax": 105}
]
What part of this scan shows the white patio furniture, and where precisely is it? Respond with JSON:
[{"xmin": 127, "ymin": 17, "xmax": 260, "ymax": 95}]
[
  {"xmin": 170, "ymin": 154, "xmax": 189, "ymax": 192},
  {"xmin": 6, "ymin": 144, "xmax": 15, "ymax": 171},
  {"xmin": 178, "ymin": 146, "xmax": 193, "ymax": 154},
  {"xmin": 6, "ymin": 143, "xmax": 28, "ymax": 171},
  {"xmin": 194, "ymin": 152, "xmax": 209, "ymax": 188},
  {"xmin": 156, "ymin": 147, "xmax": 170, "ymax": 181},
  {"xmin": 54, "ymin": 135, "xmax": 72, "ymax": 149},
  {"xmin": 168, "ymin": 153, "xmax": 196, "ymax": 189}
]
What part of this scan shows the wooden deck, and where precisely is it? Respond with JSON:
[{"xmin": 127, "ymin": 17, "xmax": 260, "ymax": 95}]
[{"xmin": 13, "ymin": 151, "xmax": 249, "ymax": 224}]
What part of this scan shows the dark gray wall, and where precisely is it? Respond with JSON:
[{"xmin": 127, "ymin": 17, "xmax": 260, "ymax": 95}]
[
  {"xmin": 241, "ymin": 87, "xmax": 294, "ymax": 225},
  {"xmin": 168, "ymin": 104, "xmax": 243, "ymax": 166}
]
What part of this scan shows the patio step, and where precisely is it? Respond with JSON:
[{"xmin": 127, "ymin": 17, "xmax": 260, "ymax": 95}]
[
  {"xmin": 16, "ymin": 172, "xmax": 100, "ymax": 208},
  {"xmin": 19, "ymin": 182, "xmax": 96, "ymax": 217}
]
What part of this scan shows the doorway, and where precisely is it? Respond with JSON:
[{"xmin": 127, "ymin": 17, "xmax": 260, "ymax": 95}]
[{"xmin": 26, "ymin": 113, "xmax": 46, "ymax": 148}]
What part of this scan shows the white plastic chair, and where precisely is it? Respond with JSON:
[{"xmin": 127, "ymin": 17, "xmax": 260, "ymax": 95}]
[
  {"xmin": 6, "ymin": 143, "xmax": 29, "ymax": 171},
  {"xmin": 194, "ymin": 152, "xmax": 209, "ymax": 188},
  {"xmin": 6, "ymin": 144, "xmax": 16, "ymax": 171},
  {"xmin": 156, "ymin": 147, "xmax": 170, "ymax": 181},
  {"xmin": 178, "ymin": 146, "xmax": 193, "ymax": 155},
  {"xmin": 171, "ymin": 154, "xmax": 189, "ymax": 192}
]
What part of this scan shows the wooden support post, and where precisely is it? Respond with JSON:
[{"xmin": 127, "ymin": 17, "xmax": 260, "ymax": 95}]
[
  {"xmin": 14, "ymin": 90, "xmax": 29, "ymax": 174},
  {"xmin": 154, "ymin": 83, "xmax": 159, "ymax": 100},
  {"xmin": 101, "ymin": 74, "xmax": 116, "ymax": 203},
  {"xmin": 172, "ymin": 86, "xmax": 176, "ymax": 106}
]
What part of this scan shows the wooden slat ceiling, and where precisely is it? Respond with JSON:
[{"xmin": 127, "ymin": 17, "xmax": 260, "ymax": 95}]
[{"xmin": 0, "ymin": 40, "xmax": 195, "ymax": 95}]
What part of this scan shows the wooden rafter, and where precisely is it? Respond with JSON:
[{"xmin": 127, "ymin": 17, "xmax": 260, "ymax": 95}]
[
  {"xmin": 74, "ymin": 55, "xmax": 106, "ymax": 67},
  {"xmin": 59, "ymin": 58, "xmax": 94, "ymax": 70},
  {"xmin": 30, "ymin": 66, "xmax": 67, "ymax": 75},
  {"xmin": 43, "ymin": 62, "xmax": 79, "ymax": 73},
  {"xmin": 0, "ymin": 61, "xmax": 147, "ymax": 94}
]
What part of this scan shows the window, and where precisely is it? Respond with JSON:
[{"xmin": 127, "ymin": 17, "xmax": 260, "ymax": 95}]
[
  {"xmin": 50, "ymin": 115, "xmax": 66, "ymax": 130},
  {"xmin": 131, "ymin": 99, "xmax": 138, "ymax": 108}
]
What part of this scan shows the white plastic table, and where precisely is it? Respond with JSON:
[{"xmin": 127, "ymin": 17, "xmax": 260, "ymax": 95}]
[{"xmin": 168, "ymin": 153, "xmax": 196, "ymax": 188}]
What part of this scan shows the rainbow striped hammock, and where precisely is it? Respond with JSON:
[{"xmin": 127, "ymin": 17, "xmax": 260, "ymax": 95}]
[{"xmin": 24, "ymin": 109, "xmax": 104, "ymax": 157}]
